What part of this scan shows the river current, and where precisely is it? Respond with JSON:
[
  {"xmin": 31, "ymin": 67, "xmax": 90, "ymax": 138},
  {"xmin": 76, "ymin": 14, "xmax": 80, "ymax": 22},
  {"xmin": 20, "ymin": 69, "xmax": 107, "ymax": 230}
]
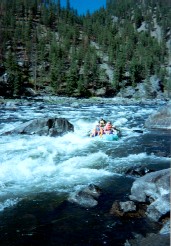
[{"xmin": 0, "ymin": 97, "xmax": 170, "ymax": 246}]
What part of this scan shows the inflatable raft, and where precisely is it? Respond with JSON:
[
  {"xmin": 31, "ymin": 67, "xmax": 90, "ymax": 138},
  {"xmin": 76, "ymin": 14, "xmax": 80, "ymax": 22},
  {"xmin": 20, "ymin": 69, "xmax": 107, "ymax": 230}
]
[{"xmin": 91, "ymin": 133, "xmax": 119, "ymax": 141}]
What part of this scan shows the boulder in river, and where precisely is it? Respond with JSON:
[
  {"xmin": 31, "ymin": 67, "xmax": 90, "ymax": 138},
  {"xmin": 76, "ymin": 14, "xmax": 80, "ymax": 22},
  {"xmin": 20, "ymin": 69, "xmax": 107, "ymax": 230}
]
[
  {"xmin": 68, "ymin": 184, "xmax": 101, "ymax": 208},
  {"xmin": 110, "ymin": 200, "xmax": 147, "ymax": 218},
  {"xmin": 145, "ymin": 102, "xmax": 171, "ymax": 130},
  {"xmin": 110, "ymin": 200, "xmax": 139, "ymax": 217},
  {"xmin": 159, "ymin": 219, "xmax": 170, "ymax": 235},
  {"xmin": 2, "ymin": 117, "xmax": 74, "ymax": 137},
  {"xmin": 129, "ymin": 168, "xmax": 170, "ymax": 222},
  {"xmin": 125, "ymin": 166, "xmax": 154, "ymax": 177}
]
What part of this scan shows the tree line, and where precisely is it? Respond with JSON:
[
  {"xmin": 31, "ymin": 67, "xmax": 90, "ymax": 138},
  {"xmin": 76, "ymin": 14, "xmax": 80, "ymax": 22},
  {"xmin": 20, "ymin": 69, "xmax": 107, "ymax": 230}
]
[{"xmin": 0, "ymin": 0, "xmax": 170, "ymax": 97}]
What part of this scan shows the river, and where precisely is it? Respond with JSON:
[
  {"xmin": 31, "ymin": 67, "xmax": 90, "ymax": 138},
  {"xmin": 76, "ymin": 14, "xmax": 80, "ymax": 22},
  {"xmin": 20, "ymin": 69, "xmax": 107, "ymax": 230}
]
[{"xmin": 0, "ymin": 97, "xmax": 170, "ymax": 246}]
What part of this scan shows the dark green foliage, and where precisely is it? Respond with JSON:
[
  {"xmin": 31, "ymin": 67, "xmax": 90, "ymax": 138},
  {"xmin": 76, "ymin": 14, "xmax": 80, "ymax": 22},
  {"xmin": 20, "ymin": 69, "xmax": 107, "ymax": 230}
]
[
  {"xmin": 134, "ymin": 7, "xmax": 144, "ymax": 29},
  {"xmin": 66, "ymin": 61, "xmax": 78, "ymax": 95},
  {"xmin": 77, "ymin": 75, "xmax": 87, "ymax": 96},
  {"xmin": 5, "ymin": 50, "xmax": 26, "ymax": 96},
  {"xmin": 0, "ymin": 0, "xmax": 170, "ymax": 97}
]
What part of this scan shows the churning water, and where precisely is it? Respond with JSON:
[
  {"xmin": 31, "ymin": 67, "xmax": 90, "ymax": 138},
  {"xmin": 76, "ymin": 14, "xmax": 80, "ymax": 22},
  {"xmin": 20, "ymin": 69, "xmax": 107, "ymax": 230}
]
[{"xmin": 0, "ymin": 97, "xmax": 170, "ymax": 245}]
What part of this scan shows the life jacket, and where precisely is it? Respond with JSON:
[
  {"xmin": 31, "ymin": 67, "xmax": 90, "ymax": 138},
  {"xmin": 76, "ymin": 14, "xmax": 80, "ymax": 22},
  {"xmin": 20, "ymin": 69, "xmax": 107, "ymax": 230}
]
[{"xmin": 105, "ymin": 123, "xmax": 112, "ymax": 131}]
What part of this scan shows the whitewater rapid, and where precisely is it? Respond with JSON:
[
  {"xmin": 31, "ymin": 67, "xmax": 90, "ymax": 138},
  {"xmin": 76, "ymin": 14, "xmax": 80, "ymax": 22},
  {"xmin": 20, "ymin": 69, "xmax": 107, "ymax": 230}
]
[{"xmin": 0, "ymin": 98, "xmax": 169, "ymax": 211}]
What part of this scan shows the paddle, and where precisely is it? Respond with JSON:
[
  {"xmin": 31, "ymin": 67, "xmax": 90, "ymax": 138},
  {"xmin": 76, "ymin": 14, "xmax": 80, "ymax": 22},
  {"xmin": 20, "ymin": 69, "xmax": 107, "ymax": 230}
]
[
  {"xmin": 120, "ymin": 127, "xmax": 144, "ymax": 134},
  {"xmin": 132, "ymin": 129, "xmax": 144, "ymax": 133}
]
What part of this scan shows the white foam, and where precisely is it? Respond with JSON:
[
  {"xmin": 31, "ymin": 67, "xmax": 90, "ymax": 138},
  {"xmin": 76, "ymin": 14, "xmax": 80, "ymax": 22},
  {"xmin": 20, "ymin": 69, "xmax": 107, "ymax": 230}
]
[
  {"xmin": 113, "ymin": 118, "xmax": 128, "ymax": 126},
  {"xmin": 108, "ymin": 152, "xmax": 170, "ymax": 174},
  {"xmin": 0, "ymin": 198, "xmax": 21, "ymax": 212},
  {"xmin": 0, "ymin": 133, "xmax": 113, "ymax": 210},
  {"xmin": 0, "ymin": 122, "xmax": 23, "ymax": 134},
  {"xmin": 0, "ymin": 102, "xmax": 167, "ymax": 211}
]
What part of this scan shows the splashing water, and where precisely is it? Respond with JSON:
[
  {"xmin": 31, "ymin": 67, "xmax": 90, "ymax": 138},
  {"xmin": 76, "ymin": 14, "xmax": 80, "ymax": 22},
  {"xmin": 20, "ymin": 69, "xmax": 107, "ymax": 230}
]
[{"xmin": 0, "ymin": 99, "xmax": 169, "ymax": 213}]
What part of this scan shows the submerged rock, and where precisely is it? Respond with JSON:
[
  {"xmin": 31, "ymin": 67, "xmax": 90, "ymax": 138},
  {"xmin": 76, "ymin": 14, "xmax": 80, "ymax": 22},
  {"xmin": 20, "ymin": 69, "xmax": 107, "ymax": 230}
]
[
  {"xmin": 68, "ymin": 192, "xmax": 98, "ymax": 208},
  {"xmin": 68, "ymin": 184, "xmax": 101, "ymax": 208},
  {"xmin": 125, "ymin": 166, "xmax": 154, "ymax": 177},
  {"xmin": 126, "ymin": 233, "xmax": 170, "ymax": 246}
]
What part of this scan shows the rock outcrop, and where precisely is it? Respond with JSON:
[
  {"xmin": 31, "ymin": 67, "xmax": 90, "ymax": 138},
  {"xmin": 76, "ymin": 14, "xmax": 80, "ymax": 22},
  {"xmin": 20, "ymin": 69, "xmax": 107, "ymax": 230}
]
[
  {"xmin": 2, "ymin": 118, "xmax": 74, "ymax": 137},
  {"xmin": 117, "ymin": 75, "xmax": 165, "ymax": 99},
  {"xmin": 129, "ymin": 168, "xmax": 170, "ymax": 222},
  {"xmin": 145, "ymin": 102, "xmax": 171, "ymax": 130},
  {"xmin": 112, "ymin": 169, "xmax": 170, "ymax": 245}
]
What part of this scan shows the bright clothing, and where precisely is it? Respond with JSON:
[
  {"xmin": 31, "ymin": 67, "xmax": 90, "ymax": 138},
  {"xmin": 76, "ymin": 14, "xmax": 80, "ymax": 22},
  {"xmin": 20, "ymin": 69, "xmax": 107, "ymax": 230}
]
[
  {"xmin": 104, "ymin": 122, "xmax": 117, "ymax": 134},
  {"xmin": 90, "ymin": 124, "xmax": 104, "ymax": 137}
]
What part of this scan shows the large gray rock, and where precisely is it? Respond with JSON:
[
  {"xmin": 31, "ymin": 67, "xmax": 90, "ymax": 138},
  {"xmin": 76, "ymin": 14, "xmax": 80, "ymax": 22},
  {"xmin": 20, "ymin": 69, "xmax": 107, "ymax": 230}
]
[
  {"xmin": 68, "ymin": 184, "xmax": 101, "ymax": 208},
  {"xmin": 159, "ymin": 220, "xmax": 170, "ymax": 235},
  {"xmin": 117, "ymin": 75, "xmax": 164, "ymax": 99},
  {"xmin": 2, "ymin": 118, "xmax": 74, "ymax": 137},
  {"xmin": 126, "ymin": 233, "xmax": 170, "ymax": 246},
  {"xmin": 145, "ymin": 103, "xmax": 171, "ymax": 129},
  {"xmin": 129, "ymin": 168, "xmax": 170, "ymax": 221},
  {"xmin": 119, "ymin": 201, "xmax": 136, "ymax": 213}
]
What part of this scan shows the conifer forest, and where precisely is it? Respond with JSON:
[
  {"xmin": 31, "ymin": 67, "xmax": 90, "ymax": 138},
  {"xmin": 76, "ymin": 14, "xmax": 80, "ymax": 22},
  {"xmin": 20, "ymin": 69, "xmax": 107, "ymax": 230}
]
[{"xmin": 0, "ymin": 0, "xmax": 170, "ymax": 98}]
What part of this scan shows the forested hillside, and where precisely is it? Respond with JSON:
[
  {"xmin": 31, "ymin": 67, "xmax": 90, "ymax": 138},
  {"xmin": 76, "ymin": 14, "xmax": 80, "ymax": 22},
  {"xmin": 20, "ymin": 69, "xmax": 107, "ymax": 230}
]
[{"xmin": 0, "ymin": 0, "xmax": 170, "ymax": 98}]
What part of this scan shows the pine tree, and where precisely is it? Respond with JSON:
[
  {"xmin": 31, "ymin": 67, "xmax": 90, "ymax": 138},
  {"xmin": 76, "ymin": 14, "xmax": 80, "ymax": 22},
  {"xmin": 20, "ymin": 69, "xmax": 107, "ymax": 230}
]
[
  {"xmin": 57, "ymin": 0, "xmax": 61, "ymax": 17},
  {"xmin": 50, "ymin": 62, "xmax": 63, "ymax": 93},
  {"xmin": 66, "ymin": 61, "xmax": 78, "ymax": 95},
  {"xmin": 77, "ymin": 75, "xmax": 86, "ymax": 95},
  {"xmin": 5, "ymin": 50, "xmax": 24, "ymax": 96},
  {"xmin": 129, "ymin": 57, "xmax": 138, "ymax": 87}
]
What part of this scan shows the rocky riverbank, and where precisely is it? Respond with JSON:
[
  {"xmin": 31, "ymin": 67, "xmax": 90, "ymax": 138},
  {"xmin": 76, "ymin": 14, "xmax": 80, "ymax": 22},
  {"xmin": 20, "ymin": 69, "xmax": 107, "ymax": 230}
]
[{"xmin": 0, "ymin": 95, "xmax": 170, "ymax": 108}]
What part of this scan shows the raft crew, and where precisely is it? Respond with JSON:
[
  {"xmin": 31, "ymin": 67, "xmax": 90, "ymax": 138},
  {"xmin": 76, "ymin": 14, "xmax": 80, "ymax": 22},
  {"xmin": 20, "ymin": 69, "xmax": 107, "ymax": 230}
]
[
  {"xmin": 90, "ymin": 119, "xmax": 119, "ymax": 137},
  {"xmin": 90, "ymin": 118, "xmax": 106, "ymax": 137},
  {"xmin": 104, "ymin": 121, "xmax": 117, "ymax": 134}
]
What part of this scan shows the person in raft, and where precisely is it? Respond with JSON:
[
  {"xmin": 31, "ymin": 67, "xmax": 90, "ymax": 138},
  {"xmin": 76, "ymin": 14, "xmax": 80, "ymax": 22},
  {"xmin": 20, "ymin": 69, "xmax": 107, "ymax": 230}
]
[
  {"xmin": 104, "ymin": 121, "xmax": 117, "ymax": 134},
  {"xmin": 90, "ymin": 118, "xmax": 106, "ymax": 137}
]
